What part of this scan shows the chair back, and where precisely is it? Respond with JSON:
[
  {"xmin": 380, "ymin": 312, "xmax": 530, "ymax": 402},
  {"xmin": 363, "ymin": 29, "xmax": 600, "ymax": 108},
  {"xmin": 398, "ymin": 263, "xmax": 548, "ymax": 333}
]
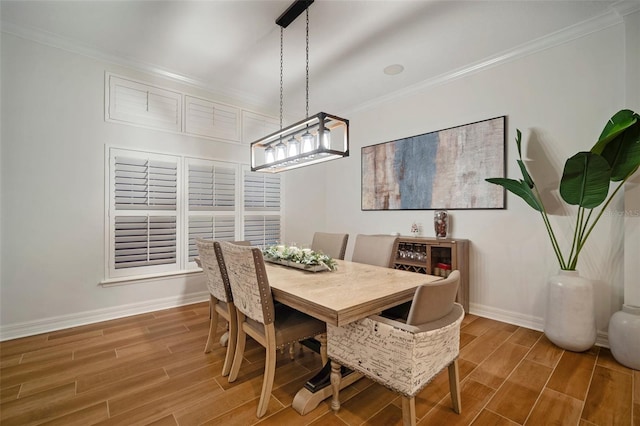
[
  {"xmin": 196, "ymin": 238, "xmax": 232, "ymax": 303},
  {"xmin": 351, "ymin": 234, "xmax": 397, "ymax": 267},
  {"xmin": 311, "ymin": 232, "xmax": 349, "ymax": 260},
  {"xmin": 406, "ymin": 270, "xmax": 460, "ymax": 325},
  {"xmin": 219, "ymin": 241, "xmax": 276, "ymax": 325}
]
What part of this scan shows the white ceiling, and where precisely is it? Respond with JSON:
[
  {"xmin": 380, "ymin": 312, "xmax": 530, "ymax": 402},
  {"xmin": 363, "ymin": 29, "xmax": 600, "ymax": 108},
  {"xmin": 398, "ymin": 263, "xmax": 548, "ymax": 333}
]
[{"xmin": 0, "ymin": 0, "xmax": 623, "ymax": 117}]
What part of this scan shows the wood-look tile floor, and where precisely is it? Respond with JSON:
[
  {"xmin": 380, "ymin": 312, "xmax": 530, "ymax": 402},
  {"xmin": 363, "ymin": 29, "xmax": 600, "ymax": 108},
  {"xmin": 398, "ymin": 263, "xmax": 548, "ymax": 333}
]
[{"xmin": 0, "ymin": 302, "xmax": 637, "ymax": 426}]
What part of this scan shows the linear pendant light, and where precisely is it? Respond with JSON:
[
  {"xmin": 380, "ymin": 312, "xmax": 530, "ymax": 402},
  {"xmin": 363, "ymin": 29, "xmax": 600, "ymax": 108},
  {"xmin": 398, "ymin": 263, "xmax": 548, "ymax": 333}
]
[{"xmin": 250, "ymin": 0, "xmax": 349, "ymax": 173}]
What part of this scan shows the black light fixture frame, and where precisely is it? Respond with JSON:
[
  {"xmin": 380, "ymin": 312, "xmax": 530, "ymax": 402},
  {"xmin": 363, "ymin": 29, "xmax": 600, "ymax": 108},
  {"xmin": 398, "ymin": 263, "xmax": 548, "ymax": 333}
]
[{"xmin": 251, "ymin": 0, "xmax": 350, "ymax": 173}]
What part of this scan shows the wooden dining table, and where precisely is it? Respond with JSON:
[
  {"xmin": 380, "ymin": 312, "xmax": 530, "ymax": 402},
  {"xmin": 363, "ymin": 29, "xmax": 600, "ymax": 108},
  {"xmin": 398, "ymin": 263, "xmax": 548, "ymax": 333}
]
[{"xmin": 265, "ymin": 258, "xmax": 442, "ymax": 415}]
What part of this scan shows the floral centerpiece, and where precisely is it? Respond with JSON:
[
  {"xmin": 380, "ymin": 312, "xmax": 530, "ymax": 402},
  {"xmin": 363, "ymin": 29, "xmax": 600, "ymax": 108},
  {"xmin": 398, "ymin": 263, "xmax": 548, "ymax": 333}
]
[{"xmin": 262, "ymin": 244, "xmax": 338, "ymax": 272}]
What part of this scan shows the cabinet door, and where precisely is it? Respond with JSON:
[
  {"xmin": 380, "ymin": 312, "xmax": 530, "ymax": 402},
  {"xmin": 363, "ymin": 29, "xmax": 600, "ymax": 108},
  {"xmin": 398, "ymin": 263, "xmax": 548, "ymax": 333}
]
[
  {"xmin": 242, "ymin": 111, "xmax": 280, "ymax": 145},
  {"xmin": 185, "ymin": 96, "xmax": 241, "ymax": 142},
  {"xmin": 427, "ymin": 243, "xmax": 454, "ymax": 275}
]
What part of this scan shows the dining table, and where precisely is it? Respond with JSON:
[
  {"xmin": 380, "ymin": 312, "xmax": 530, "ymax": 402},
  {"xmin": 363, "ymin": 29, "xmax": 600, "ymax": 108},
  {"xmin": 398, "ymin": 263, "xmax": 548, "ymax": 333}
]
[{"xmin": 265, "ymin": 258, "xmax": 442, "ymax": 415}]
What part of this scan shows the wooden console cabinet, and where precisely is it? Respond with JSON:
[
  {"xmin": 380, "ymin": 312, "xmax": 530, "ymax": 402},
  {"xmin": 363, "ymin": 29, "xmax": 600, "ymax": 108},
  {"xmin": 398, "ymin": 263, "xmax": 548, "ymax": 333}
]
[{"xmin": 392, "ymin": 237, "xmax": 470, "ymax": 312}]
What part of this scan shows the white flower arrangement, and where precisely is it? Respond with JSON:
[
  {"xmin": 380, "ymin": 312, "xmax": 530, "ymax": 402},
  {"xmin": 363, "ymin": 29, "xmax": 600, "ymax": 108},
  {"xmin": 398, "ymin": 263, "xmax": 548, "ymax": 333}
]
[{"xmin": 263, "ymin": 244, "xmax": 338, "ymax": 271}]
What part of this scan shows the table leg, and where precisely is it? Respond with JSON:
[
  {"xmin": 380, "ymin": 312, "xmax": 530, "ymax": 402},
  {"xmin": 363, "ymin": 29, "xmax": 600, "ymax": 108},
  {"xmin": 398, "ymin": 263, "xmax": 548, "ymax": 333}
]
[
  {"xmin": 291, "ymin": 365, "xmax": 362, "ymax": 415},
  {"xmin": 330, "ymin": 360, "xmax": 342, "ymax": 412}
]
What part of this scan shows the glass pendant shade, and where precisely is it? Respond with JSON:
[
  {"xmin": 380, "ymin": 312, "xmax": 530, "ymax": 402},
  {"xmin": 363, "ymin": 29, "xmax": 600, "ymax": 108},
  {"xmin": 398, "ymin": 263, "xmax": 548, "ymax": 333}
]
[
  {"xmin": 301, "ymin": 131, "xmax": 314, "ymax": 153},
  {"xmin": 318, "ymin": 128, "xmax": 331, "ymax": 150},
  {"xmin": 264, "ymin": 146, "xmax": 275, "ymax": 164},
  {"xmin": 275, "ymin": 141, "xmax": 287, "ymax": 161},
  {"xmin": 288, "ymin": 136, "xmax": 300, "ymax": 157}
]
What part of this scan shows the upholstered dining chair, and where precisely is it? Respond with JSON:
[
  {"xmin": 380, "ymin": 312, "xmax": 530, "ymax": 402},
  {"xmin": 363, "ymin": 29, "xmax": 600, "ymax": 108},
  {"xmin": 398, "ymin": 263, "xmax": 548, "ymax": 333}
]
[
  {"xmin": 350, "ymin": 234, "xmax": 398, "ymax": 267},
  {"xmin": 195, "ymin": 239, "xmax": 251, "ymax": 348},
  {"xmin": 219, "ymin": 241, "xmax": 327, "ymax": 418},
  {"xmin": 311, "ymin": 232, "xmax": 349, "ymax": 260},
  {"xmin": 195, "ymin": 238, "xmax": 250, "ymax": 377},
  {"xmin": 327, "ymin": 271, "xmax": 463, "ymax": 426}
]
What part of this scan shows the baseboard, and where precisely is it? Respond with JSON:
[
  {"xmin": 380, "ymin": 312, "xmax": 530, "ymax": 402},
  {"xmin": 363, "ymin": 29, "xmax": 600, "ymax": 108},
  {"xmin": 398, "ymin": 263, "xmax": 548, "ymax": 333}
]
[
  {"xmin": 469, "ymin": 303, "xmax": 610, "ymax": 348},
  {"xmin": 2, "ymin": 297, "xmax": 611, "ymax": 348},
  {"xmin": 0, "ymin": 291, "xmax": 209, "ymax": 342}
]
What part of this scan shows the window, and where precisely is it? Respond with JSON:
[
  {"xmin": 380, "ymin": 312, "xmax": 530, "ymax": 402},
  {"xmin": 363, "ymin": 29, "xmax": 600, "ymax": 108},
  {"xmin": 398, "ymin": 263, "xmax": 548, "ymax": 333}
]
[
  {"xmin": 106, "ymin": 148, "xmax": 282, "ymax": 281},
  {"xmin": 108, "ymin": 151, "xmax": 182, "ymax": 278},
  {"xmin": 242, "ymin": 167, "xmax": 281, "ymax": 247},
  {"xmin": 186, "ymin": 158, "xmax": 238, "ymax": 264}
]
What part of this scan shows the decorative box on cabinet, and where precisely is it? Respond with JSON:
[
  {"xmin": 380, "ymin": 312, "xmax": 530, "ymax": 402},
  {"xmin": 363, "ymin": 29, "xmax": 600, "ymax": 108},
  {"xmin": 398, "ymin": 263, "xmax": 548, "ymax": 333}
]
[{"xmin": 392, "ymin": 237, "xmax": 470, "ymax": 312}]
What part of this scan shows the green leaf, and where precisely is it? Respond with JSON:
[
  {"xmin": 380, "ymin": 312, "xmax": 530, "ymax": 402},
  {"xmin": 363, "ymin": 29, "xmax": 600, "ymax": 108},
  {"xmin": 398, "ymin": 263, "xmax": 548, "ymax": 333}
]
[
  {"xmin": 517, "ymin": 159, "xmax": 535, "ymax": 188},
  {"xmin": 516, "ymin": 129, "xmax": 523, "ymax": 158},
  {"xmin": 513, "ymin": 130, "xmax": 535, "ymax": 188},
  {"xmin": 591, "ymin": 110, "xmax": 638, "ymax": 154},
  {"xmin": 559, "ymin": 152, "xmax": 611, "ymax": 208},
  {"xmin": 599, "ymin": 119, "xmax": 640, "ymax": 181},
  {"xmin": 486, "ymin": 177, "xmax": 543, "ymax": 211}
]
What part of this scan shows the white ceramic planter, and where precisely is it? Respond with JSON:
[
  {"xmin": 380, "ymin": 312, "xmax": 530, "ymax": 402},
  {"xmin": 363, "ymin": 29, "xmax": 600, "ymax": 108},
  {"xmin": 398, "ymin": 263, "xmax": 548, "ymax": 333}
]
[
  {"xmin": 608, "ymin": 304, "xmax": 640, "ymax": 370},
  {"xmin": 544, "ymin": 270, "xmax": 597, "ymax": 352}
]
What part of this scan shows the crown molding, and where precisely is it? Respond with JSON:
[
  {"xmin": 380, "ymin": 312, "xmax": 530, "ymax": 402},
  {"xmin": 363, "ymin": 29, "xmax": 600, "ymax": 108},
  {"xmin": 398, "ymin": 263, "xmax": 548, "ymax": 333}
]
[
  {"xmin": 0, "ymin": 20, "xmax": 272, "ymax": 112},
  {"xmin": 611, "ymin": 0, "xmax": 640, "ymax": 17},
  {"xmin": 1, "ymin": 3, "xmax": 630, "ymax": 117},
  {"xmin": 348, "ymin": 7, "xmax": 624, "ymax": 115}
]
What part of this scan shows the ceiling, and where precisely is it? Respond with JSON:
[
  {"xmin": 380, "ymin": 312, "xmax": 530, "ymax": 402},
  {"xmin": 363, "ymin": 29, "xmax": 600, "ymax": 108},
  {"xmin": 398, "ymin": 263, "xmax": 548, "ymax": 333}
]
[{"xmin": 0, "ymin": 0, "xmax": 622, "ymax": 117}]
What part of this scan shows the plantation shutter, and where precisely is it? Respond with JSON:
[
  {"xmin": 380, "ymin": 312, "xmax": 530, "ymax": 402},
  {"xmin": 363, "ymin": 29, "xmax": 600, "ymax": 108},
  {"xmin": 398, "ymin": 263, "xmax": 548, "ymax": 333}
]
[
  {"xmin": 241, "ymin": 111, "xmax": 280, "ymax": 145},
  {"xmin": 107, "ymin": 75, "xmax": 182, "ymax": 132},
  {"xmin": 243, "ymin": 215, "xmax": 281, "ymax": 248},
  {"xmin": 186, "ymin": 160, "xmax": 238, "ymax": 262},
  {"xmin": 185, "ymin": 96, "xmax": 240, "ymax": 142},
  {"xmin": 114, "ymin": 157, "xmax": 178, "ymax": 209},
  {"xmin": 243, "ymin": 171, "xmax": 281, "ymax": 211},
  {"xmin": 243, "ymin": 168, "xmax": 281, "ymax": 247},
  {"xmin": 114, "ymin": 216, "xmax": 177, "ymax": 269},
  {"xmin": 109, "ymin": 149, "xmax": 181, "ymax": 277}
]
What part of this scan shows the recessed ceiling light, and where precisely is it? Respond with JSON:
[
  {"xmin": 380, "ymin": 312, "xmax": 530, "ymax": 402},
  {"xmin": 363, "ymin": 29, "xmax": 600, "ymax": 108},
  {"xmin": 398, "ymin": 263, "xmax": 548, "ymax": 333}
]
[{"xmin": 383, "ymin": 64, "xmax": 404, "ymax": 75}]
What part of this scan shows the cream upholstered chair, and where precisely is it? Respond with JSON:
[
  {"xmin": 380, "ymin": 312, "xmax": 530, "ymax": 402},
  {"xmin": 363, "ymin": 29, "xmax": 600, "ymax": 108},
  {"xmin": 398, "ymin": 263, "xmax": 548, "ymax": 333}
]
[
  {"xmin": 327, "ymin": 271, "xmax": 464, "ymax": 426},
  {"xmin": 195, "ymin": 238, "xmax": 248, "ymax": 377},
  {"xmin": 350, "ymin": 234, "xmax": 397, "ymax": 267},
  {"xmin": 195, "ymin": 239, "xmax": 251, "ymax": 350},
  {"xmin": 220, "ymin": 242, "xmax": 327, "ymax": 418},
  {"xmin": 311, "ymin": 232, "xmax": 349, "ymax": 260}
]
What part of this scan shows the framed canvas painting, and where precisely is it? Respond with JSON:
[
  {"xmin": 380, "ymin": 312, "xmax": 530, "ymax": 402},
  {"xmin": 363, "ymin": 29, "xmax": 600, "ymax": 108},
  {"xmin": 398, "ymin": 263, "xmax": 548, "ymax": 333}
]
[{"xmin": 361, "ymin": 116, "xmax": 506, "ymax": 210}]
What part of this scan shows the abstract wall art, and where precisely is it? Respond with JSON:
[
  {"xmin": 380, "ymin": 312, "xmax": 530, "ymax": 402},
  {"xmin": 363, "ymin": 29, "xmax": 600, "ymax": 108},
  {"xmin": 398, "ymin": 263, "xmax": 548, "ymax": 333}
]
[{"xmin": 361, "ymin": 116, "xmax": 506, "ymax": 210}]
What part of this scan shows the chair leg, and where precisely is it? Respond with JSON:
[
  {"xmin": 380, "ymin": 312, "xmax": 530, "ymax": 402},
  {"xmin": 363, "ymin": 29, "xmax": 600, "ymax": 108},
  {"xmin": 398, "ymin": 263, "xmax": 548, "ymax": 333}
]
[
  {"xmin": 257, "ymin": 325, "xmax": 277, "ymax": 418},
  {"xmin": 448, "ymin": 359, "xmax": 462, "ymax": 414},
  {"xmin": 228, "ymin": 313, "xmax": 247, "ymax": 383},
  {"xmin": 401, "ymin": 396, "xmax": 416, "ymax": 426},
  {"xmin": 204, "ymin": 296, "xmax": 219, "ymax": 354},
  {"xmin": 221, "ymin": 307, "xmax": 238, "ymax": 377}
]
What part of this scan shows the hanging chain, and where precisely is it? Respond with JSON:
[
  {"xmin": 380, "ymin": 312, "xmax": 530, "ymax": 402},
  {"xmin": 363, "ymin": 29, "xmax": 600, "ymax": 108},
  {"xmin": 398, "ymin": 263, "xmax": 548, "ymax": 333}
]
[
  {"xmin": 305, "ymin": 9, "xmax": 310, "ymax": 119},
  {"xmin": 280, "ymin": 27, "xmax": 284, "ymax": 130}
]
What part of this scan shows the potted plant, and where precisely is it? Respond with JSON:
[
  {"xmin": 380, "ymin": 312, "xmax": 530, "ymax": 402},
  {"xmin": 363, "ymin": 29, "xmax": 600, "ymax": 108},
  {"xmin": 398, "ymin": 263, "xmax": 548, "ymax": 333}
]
[{"xmin": 486, "ymin": 109, "xmax": 640, "ymax": 352}]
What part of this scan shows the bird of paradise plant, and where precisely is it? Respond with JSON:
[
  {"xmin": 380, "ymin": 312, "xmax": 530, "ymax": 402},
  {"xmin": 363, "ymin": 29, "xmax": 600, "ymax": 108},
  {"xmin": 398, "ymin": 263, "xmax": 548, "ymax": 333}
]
[{"xmin": 486, "ymin": 109, "xmax": 640, "ymax": 270}]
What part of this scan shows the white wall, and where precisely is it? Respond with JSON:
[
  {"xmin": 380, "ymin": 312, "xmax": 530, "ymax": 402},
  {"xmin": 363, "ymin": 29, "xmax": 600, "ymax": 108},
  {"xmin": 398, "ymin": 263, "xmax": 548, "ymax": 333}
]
[
  {"xmin": 623, "ymin": 10, "xmax": 640, "ymax": 307},
  {"xmin": 285, "ymin": 21, "xmax": 633, "ymax": 340},
  {"xmin": 0, "ymin": 33, "xmax": 268, "ymax": 338}
]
